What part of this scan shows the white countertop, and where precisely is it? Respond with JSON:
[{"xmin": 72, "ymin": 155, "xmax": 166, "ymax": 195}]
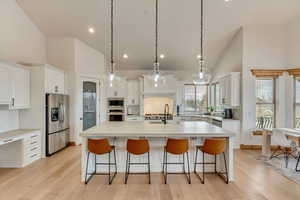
[
  {"xmin": 0, "ymin": 129, "xmax": 40, "ymax": 141},
  {"xmin": 80, "ymin": 121, "xmax": 235, "ymax": 137}
]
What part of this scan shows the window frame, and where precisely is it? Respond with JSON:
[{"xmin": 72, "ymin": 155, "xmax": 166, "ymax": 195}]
[
  {"xmin": 255, "ymin": 77, "xmax": 276, "ymax": 128},
  {"xmin": 294, "ymin": 77, "xmax": 300, "ymax": 128},
  {"xmin": 183, "ymin": 84, "xmax": 209, "ymax": 113}
]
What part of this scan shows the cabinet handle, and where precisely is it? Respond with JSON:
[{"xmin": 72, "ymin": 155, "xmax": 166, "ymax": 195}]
[
  {"xmin": 12, "ymin": 98, "xmax": 15, "ymax": 107},
  {"xmin": 30, "ymin": 154, "xmax": 38, "ymax": 158},
  {"xmin": 30, "ymin": 147, "xmax": 38, "ymax": 151},
  {"xmin": 30, "ymin": 141, "xmax": 37, "ymax": 145},
  {"xmin": 31, "ymin": 135, "xmax": 38, "ymax": 139},
  {"xmin": 4, "ymin": 138, "xmax": 13, "ymax": 143},
  {"xmin": 55, "ymin": 86, "xmax": 59, "ymax": 93}
]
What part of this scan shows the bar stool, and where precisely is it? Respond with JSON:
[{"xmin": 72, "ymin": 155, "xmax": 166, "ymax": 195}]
[
  {"xmin": 163, "ymin": 138, "xmax": 191, "ymax": 184},
  {"xmin": 85, "ymin": 138, "xmax": 117, "ymax": 185},
  {"xmin": 194, "ymin": 138, "xmax": 228, "ymax": 184},
  {"xmin": 125, "ymin": 139, "xmax": 151, "ymax": 184}
]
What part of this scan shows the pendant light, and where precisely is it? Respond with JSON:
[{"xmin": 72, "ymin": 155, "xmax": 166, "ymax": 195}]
[
  {"xmin": 193, "ymin": 0, "xmax": 211, "ymax": 85},
  {"xmin": 108, "ymin": 0, "xmax": 115, "ymax": 87},
  {"xmin": 153, "ymin": 0, "xmax": 161, "ymax": 87}
]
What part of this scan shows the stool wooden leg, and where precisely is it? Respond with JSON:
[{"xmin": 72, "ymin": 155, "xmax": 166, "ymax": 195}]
[
  {"xmin": 148, "ymin": 152, "xmax": 151, "ymax": 184},
  {"xmin": 202, "ymin": 151, "xmax": 205, "ymax": 184},
  {"xmin": 108, "ymin": 151, "xmax": 111, "ymax": 184},
  {"xmin": 164, "ymin": 151, "xmax": 168, "ymax": 184}
]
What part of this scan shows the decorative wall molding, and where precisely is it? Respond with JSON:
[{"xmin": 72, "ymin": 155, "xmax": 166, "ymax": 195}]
[
  {"xmin": 251, "ymin": 69, "xmax": 285, "ymax": 77},
  {"xmin": 286, "ymin": 68, "xmax": 300, "ymax": 77}
]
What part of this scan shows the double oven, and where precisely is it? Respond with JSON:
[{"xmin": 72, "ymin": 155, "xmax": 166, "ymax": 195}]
[{"xmin": 108, "ymin": 98, "xmax": 124, "ymax": 121}]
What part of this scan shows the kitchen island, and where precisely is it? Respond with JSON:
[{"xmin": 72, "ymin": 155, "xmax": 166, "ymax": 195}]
[{"xmin": 80, "ymin": 121, "xmax": 236, "ymax": 182}]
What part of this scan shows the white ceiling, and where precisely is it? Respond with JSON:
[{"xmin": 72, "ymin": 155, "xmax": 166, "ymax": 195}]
[{"xmin": 17, "ymin": 0, "xmax": 300, "ymax": 72}]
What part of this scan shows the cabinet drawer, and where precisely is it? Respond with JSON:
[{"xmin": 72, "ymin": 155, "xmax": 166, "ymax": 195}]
[
  {"xmin": 24, "ymin": 134, "xmax": 41, "ymax": 145},
  {"xmin": 24, "ymin": 144, "xmax": 40, "ymax": 155}
]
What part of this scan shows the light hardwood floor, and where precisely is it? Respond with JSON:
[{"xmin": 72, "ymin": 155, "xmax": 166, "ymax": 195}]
[{"xmin": 0, "ymin": 146, "xmax": 300, "ymax": 200}]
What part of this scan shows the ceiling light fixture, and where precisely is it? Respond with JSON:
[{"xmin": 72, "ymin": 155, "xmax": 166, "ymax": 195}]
[
  {"xmin": 88, "ymin": 27, "xmax": 95, "ymax": 34},
  {"xmin": 160, "ymin": 54, "xmax": 165, "ymax": 59},
  {"xmin": 123, "ymin": 54, "xmax": 128, "ymax": 59},
  {"xmin": 108, "ymin": 0, "xmax": 117, "ymax": 87},
  {"xmin": 193, "ymin": 0, "xmax": 211, "ymax": 85}
]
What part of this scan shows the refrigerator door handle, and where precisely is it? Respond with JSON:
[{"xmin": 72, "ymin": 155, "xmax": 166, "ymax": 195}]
[{"xmin": 59, "ymin": 103, "xmax": 64, "ymax": 122}]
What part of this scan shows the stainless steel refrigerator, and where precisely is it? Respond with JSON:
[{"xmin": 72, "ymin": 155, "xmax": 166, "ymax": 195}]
[{"xmin": 46, "ymin": 94, "xmax": 69, "ymax": 156}]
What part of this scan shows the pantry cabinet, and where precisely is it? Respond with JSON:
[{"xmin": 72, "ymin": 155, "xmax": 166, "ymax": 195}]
[
  {"xmin": 219, "ymin": 72, "xmax": 240, "ymax": 107},
  {"xmin": 127, "ymin": 80, "xmax": 140, "ymax": 105},
  {"xmin": 0, "ymin": 61, "xmax": 30, "ymax": 109},
  {"xmin": 45, "ymin": 66, "xmax": 65, "ymax": 94}
]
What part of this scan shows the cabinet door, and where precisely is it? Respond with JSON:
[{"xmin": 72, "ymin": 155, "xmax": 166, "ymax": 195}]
[
  {"xmin": 10, "ymin": 67, "xmax": 30, "ymax": 109},
  {"xmin": 45, "ymin": 67, "xmax": 65, "ymax": 94},
  {"xmin": 0, "ymin": 64, "xmax": 12, "ymax": 104}
]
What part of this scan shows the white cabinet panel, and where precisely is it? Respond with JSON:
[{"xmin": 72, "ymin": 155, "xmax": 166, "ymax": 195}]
[
  {"xmin": 0, "ymin": 64, "xmax": 12, "ymax": 104},
  {"xmin": 45, "ymin": 66, "xmax": 65, "ymax": 94},
  {"xmin": 127, "ymin": 80, "xmax": 140, "ymax": 105},
  {"xmin": 10, "ymin": 67, "xmax": 30, "ymax": 109},
  {"xmin": 218, "ymin": 72, "xmax": 240, "ymax": 107},
  {"xmin": 107, "ymin": 79, "xmax": 127, "ymax": 98}
]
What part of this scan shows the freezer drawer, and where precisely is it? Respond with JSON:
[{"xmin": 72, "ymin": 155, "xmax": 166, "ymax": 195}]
[{"xmin": 47, "ymin": 129, "xmax": 69, "ymax": 156}]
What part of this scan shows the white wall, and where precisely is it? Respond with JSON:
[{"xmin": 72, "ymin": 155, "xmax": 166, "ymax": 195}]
[
  {"xmin": 0, "ymin": 0, "xmax": 46, "ymax": 133},
  {"xmin": 46, "ymin": 38, "xmax": 106, "ymax": 144},
  {"xmin": 287, "ymin": 16, "xmax": 300, "ymax": 68},
  {"xmin": 241, "ymin": 24, "xmax": 288, "ymax": 145},
  {"xmin": 212, "ymin": 28, "xmax": 243, "ymax": 80}
]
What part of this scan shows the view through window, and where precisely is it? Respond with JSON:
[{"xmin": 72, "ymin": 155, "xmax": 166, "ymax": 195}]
[
  {"xmin": 295, "ymin": 78, "xmax": 300, "ymax": 128},
  {"xmin": 184, "ymin": 84, "xmax": 208, "ymax": 113},
  {"xmin": 256, "ymin": 78, "xmax": 275, "ymax": 128}
]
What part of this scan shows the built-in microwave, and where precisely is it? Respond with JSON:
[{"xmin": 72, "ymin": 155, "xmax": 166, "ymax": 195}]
[{"xmin": 108, "ymin": 98, "xmax": 124, "ymax": 107}]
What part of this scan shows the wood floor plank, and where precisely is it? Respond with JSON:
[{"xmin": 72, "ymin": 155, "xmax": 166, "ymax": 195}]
[{"xmin": 0, "ymin": 146, "xmax": 300, "ymax": 200}]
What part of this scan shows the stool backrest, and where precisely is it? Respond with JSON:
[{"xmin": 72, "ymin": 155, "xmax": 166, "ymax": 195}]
[
  {"xmin": 88, "ymin": 138, "xmax": 112, "ymax": 155},
  {"xmin": 127, "ymin": 139, "xmax": 150, "ymax": 155},
  {"xmin": 202, "ymin": 139, "xmax": 226, "ymax": 155},
  {"xmin": 166, "ymin": 138, "xmax": 189, "ymax": 154}
]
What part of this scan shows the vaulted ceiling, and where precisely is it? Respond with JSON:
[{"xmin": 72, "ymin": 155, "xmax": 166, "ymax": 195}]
[{"xmin": 17, "ymin": 0, "xmax": 300, "ymax": 72}]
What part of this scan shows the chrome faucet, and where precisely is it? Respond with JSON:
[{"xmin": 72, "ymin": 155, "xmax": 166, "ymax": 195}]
[{"xmin": 162, "ymin": 104, "xmax": 170, "ymax": 125}]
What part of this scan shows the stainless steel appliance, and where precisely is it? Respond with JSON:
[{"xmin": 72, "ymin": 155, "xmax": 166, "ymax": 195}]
[
  {"xmin": 46, "ymin": 94, "xmax": 69, "ymax": 156},
  {"xmin": 224, "ymin": 109, "xmax": 233, "ymax": 119},
  {"xmin": 108, "ymin": 98, "xmax": 124, "ymax": 121}
]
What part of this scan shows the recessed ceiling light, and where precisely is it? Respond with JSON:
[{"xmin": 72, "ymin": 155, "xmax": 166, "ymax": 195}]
[
  {"xmin": 225, "ymin": 0, "xmax": 231, "ymax": 2},
  {"xmin": 123, "ymin": 54, "xmax": 128, "ymax": 59},
  {"xmin": 197, "ymin": 54, "xmax": 201, "ymax": 59},
  {"xmin": 88, "ymin": 27, "xmax": 95, "ymax": 34},
  {"xmin": 160, "ymin": 54, "xmax": 165, "ymax": 59}
]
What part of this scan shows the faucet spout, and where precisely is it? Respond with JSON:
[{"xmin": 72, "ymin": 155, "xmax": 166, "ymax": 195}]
[{"xmin": 163, "ymin": 104, "xmax": 170, "ymax": 125}]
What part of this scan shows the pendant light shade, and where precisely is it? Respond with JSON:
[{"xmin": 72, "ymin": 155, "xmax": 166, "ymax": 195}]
[{"xmin": 193, "ymin": 0, "xmax": 211, "ymax": 85}]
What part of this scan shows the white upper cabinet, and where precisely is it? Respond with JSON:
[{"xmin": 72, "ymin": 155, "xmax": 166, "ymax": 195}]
[
  {"xmin": 0, "ymin": 64, "xmax": 12, "ymax": 104},
  {"xmin": 0, "ymin": 61, "xmax": 30, "ymax": 109},
  {"xmin": 219, "ymin": 72, "xmax": 240, "ymax": 107},
  {"xmin": 10, "ymin": 67, "xmax": 30, "ymax": 109},
  {"xmin": 45, "ymin": 65, "xmax": 65, "ymax": 94},
  {"xmin": 127, "ymin": 80, "xmax": 140, "ymax": 105}
]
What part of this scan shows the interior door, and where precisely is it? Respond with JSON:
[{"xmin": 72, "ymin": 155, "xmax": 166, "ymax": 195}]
[{"xmin": 82, "ymin": 81, "xmax": 97, "ymax": 131}]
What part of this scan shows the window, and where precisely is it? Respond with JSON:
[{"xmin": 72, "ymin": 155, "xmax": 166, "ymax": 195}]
[
  {"xmin": 294, "ymin": 78, "xmax": 300, "ymax": 128},
  {"xmin": 209, "ymin": 83, "xmax": 222, "ymax": 111},
  {"xmin": 184, "ymin": 84, "xmax": 208, "ymax": 113},
  {"xmin": 256, "ymin": 78, "xmax": 275, "ymax": 128}
]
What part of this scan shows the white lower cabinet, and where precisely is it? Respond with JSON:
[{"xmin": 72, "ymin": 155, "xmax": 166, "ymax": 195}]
[{"xmin": 0, "ymin": 130, "xmax": 41, "ymax": 168}]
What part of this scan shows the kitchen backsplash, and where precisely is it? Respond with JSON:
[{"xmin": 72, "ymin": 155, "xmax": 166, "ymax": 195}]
[{"xmin": 0, "ymin": 110, "xmax": 19, "ymax": 133}]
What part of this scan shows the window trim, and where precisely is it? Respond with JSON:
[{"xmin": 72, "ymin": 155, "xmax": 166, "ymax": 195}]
[
  {"xmin": 294, "ymin": 77, "xmax": 300, "ymax": 128},
  {"xmin": 184, "ymin": 84, "xmax": 209, "ymax": 113},
  {"xmin": 255, "ymin": 77, "xmax": 276, "ymax": 128}
]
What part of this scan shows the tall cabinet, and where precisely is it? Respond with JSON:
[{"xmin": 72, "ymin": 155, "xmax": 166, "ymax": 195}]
[{"xmin": 219, "ymin": 72, "xmax": 240, "ymax": 107}]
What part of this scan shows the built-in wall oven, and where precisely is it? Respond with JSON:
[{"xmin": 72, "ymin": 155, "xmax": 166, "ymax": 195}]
[
  {"xmin": 108, "ymin": 98, "xmax": 125, "ymax": 121},
  {"xmin": 46, "ymin": 94, "xmax": 69, "ymax": 156}
]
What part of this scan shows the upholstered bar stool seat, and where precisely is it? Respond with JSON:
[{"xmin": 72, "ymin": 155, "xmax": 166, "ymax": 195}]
[
  {"xmin": 194, "ymin": 138, "xmax": 228, "ymax": 184},
  {"xmin": 85, "ymin": 138, "xmax": 117, "ymax": 184},
  {"xmin": 163, "ymin": 138, "xmax": 191, "ymax": 184},
  {"xmin": 125, "ymin": 139, "xmax": 151, "ymax": 184}
]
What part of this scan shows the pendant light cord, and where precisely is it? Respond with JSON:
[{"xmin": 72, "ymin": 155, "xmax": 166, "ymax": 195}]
[
  {"xmin": 200, "ymin": 0, "xmax": 204, "ymax": 72},
  {"xmin": 110, "ymin": 0, "xmax": 114, "ymax": 72},
  {"xmin": 155, "ymin": 0, "xmax": 158, "ymax": 64}
]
